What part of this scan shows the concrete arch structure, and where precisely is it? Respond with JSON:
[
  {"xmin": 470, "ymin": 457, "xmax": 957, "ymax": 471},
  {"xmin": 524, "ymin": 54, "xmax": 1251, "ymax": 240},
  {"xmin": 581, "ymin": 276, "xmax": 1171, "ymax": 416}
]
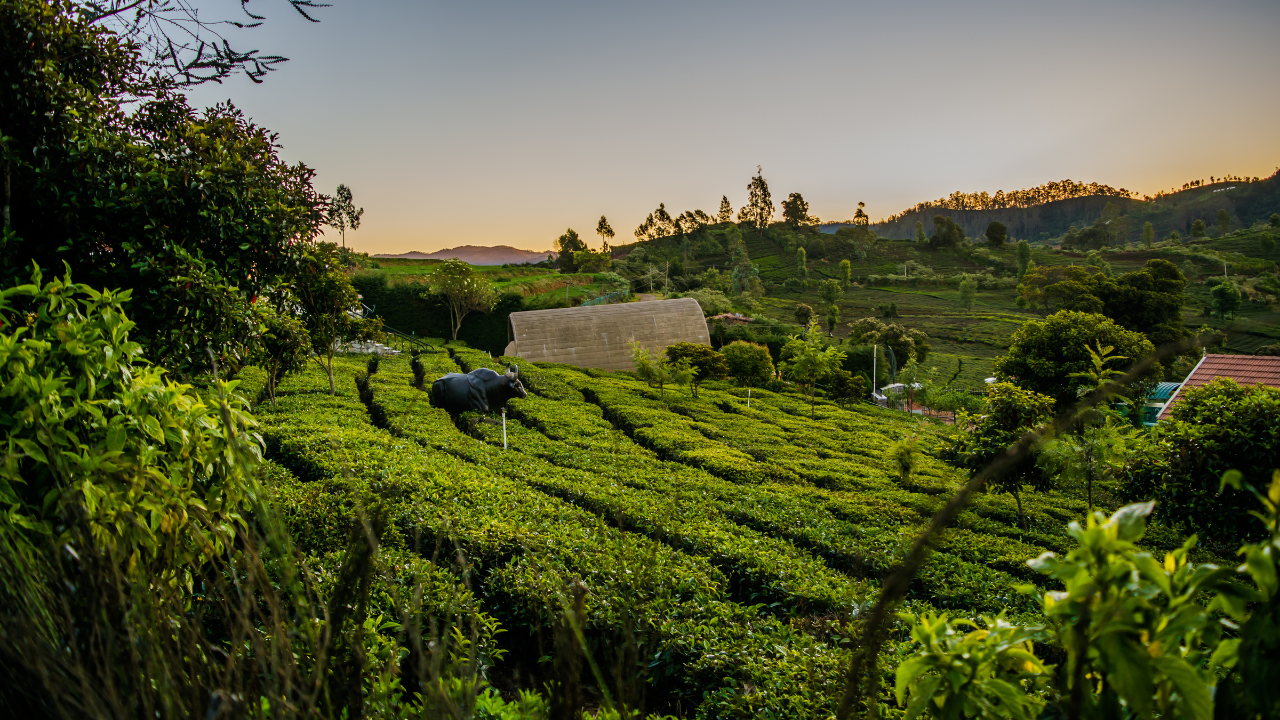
[{"xmin": 503, "ymin": 298, "xmax": 710, "ymax": 371}]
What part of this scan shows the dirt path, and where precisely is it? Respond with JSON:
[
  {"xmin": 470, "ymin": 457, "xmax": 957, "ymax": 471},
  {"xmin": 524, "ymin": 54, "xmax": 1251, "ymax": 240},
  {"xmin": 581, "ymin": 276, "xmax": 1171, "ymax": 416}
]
[{"xmin": 637, "ymin": 293, "xmax": 658, "ymax": 301}]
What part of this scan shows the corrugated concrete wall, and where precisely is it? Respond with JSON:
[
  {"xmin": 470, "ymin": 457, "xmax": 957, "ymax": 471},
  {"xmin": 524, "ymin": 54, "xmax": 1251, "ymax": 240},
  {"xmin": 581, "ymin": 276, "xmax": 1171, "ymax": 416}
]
[{"xmin": 504, "ymin": 298, "xmax": 710, "ymax": 371}]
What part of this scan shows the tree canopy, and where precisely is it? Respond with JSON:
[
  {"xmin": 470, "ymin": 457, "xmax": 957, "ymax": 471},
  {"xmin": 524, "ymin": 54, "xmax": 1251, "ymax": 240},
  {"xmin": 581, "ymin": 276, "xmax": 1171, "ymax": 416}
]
[
  {"xmin": 994, "ymin": 310, "xmax": 1157, "ymax": 410},
  {"xmin": 2, "ymin": 0, "xmax": 329, "ymax": 377},
  {"xmin": 1017, "ymin": 259, "xmax": 1188, "ymax": 347}
]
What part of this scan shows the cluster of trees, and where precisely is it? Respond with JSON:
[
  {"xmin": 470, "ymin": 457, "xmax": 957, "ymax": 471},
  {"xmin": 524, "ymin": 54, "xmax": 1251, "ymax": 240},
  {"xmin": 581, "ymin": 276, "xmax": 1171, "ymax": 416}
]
[
  {"xmin": 2, "ymin": 0, "xmax": 380, "ymax": 394},
  {"xmin": 1016, "ymin": 259, "xmax": 1189, "ymax": 348},
  {"xmin": 883, "ymin": 179, "xmax": 1135, "ymax": 223}
]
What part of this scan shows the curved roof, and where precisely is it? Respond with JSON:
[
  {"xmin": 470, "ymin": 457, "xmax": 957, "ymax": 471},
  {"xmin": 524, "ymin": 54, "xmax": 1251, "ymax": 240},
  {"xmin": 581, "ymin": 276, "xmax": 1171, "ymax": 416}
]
[{"xmin": 504, "ymin": 298, "xmax": 710, "ymax": 371}]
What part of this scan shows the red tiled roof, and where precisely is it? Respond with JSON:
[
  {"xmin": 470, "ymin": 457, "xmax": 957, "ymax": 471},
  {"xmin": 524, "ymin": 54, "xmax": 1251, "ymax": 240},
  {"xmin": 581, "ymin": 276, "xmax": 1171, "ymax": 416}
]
[{"xmin": 1157, "ymin": 354, "xmax": 1280, "ymax": 420}]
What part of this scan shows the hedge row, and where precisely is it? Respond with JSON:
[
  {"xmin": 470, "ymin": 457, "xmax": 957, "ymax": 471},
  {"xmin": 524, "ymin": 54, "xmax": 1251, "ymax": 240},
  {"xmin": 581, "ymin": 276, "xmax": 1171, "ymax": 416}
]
[
  {"xmin": 369, "ymin": 355, "xmax": 872, "ymax": 615},
  {"xmin": 258, "ymin": 356, "xmax": 856, "ymax": 716},
  {"xmin": 480, "ymin": 358, "xmax": 1046, "ymax": 611}
]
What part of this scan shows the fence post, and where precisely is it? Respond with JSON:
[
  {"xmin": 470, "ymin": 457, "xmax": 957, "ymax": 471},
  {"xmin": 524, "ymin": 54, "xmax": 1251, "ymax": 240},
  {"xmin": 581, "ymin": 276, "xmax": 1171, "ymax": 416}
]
[{"xmin": 502, "ymin": 410, "xmax": 507, "ymax": 449}]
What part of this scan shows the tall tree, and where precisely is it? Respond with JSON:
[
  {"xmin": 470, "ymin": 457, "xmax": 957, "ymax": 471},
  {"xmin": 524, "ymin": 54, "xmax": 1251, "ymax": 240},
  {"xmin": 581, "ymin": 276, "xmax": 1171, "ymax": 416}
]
[
  {"xmin": 794, "ymin": 303, "xmax": 815, "ymax": 325},
  {"xmin": 1015, "ymin": 240, "xmax": 1032, "ymax": 279},
  {"xmin": 1216, "ymin": 209, "xmax": 1232, "ymax": 236},
  {"xmin": 596, "ymin": 215, "xmax": 615, "ymax": 252},
  {"xmin": 782, "ymin": 192, "xmax": 817, "ymax": 227},
  {"xmin": 818, "ymin": 278, "xmax": 842, "ymax": 310},
  {"xmin": 914, "ymin": 220, "xmax": 927, "ymax": 243},
  {"xmin": 780, "ymin": 319, "xmax": 847, "ymax": 418},
  {"xmin": 296, "ymin": 253, "xmax": 382, "ymax": 394},
  {"xmin": 940, "ymin": 382, "xmax": 1056, "ymax": 530},
  {"xmin": 958, "ymin": 275, "xmax": 977, "ymax": 311},
  {"xmin": 1142, "ymin": 222, "xmax": 1154, "ymax": 249},
  {"xmin": 2, "ymin": 4, "xmax": 329, "ymax": 377},
  {"xmin": 994, "ymin": 310, "xmax": 1158, "ymax": 410},
  {"xmin": 430, "ymin": 259, "xmax": 497, "ymax": 341},
  {"xmin": 739, "ymin": 166, "xmax": 773, "ymax": 233},
  {"xmin": 555, "ymin": 228, "xmax": 588, "ymax": 272},
  {"xmin": 327, "ymin": 184, "xmax": 363, "ymax": 249},
  {"xmin": 795, "ymin": 246, "xmax": 807, "ymax": 277},
  {"xmin": 839, "ymin": 258, "xmax": 852, "ymax": 290},
  {"xmin": 718, "ymin": 196, "xmax": 733, "ymax": 223},
  {"xmin": 931, "ymin": 216, "xmax": 964, "ymax": 249},
  {"xmin": 853, "ymin": 201, "xmax": 869, "ymax": 228},
  {"xmin": 1190, "ymin": 218, "xmax": 1207, "ymax": 238},
  {"xmin": 984, "ymin": 221, "xmax": 1007, "ymax": 247}
]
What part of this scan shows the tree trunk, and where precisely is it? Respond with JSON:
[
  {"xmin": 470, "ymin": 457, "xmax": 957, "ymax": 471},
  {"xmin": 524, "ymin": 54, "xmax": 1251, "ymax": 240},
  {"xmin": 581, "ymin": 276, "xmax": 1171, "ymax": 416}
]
[{"xmin": 326, "ymin": 349, "xmax": 336, "ymax": 395}]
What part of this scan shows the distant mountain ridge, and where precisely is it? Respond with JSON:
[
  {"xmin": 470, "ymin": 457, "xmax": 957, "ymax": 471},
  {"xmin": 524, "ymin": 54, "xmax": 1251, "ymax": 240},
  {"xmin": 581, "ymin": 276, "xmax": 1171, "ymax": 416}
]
[
  {"xmin": 821, "ymin": 171, "xmax": 1280, "ymax": 242},
  {"xmin": 374, "ymin": 245, "xmax": 555, "ymax": 265}
]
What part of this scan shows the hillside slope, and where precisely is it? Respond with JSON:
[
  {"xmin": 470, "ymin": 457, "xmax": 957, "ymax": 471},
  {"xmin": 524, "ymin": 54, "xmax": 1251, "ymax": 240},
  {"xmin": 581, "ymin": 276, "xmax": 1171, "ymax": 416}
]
[{"xmin": 822, "ymin": 172, "xmax": 1280, "ymax": 242}]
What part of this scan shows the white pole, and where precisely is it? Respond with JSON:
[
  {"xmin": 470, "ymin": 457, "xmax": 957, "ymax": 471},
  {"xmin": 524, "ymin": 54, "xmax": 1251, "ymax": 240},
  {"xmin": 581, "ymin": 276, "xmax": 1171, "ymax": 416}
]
[
  {"xmin": 502, "ymin": 410, "xmax": 507, "ymax": 449},
  {"xmin": 872, "ymin": 344, "xmax": 877, "ymax": 398},
  {"xmin": 747, "ymin": 388, "xmax": 751, "ymax": 408}
]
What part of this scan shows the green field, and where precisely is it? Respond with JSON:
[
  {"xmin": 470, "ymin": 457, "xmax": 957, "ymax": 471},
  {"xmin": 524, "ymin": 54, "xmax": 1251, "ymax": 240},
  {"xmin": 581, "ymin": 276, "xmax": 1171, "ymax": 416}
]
[{"xmin": 250, "ymin": 343, "xmax": 1196, "ymax": 715}]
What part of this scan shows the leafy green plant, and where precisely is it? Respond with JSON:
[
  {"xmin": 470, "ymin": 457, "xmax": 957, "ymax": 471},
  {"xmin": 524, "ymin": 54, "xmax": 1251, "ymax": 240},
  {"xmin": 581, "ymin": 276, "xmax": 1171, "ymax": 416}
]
[
  {"xmin": 781, "ymin": 319, "xmax": 847, "ymax": 418},
  {"xmin": 893, "ymin": 612, "xmax": 1048, "ymax": 720}
]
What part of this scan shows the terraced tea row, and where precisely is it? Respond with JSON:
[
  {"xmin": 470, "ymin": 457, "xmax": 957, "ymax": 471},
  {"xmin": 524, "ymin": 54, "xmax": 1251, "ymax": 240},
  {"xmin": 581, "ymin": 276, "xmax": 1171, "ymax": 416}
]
[{"xmin": 257, "ymin": 356, "xmax": 853, "ymax": 716}]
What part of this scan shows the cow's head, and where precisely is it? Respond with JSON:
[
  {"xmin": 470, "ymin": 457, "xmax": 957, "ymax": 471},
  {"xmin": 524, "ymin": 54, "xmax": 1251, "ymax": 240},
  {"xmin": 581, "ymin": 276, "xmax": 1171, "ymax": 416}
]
[{"xmin": 504, "ymin": 364, "xmax": 528, "ymax": 400}]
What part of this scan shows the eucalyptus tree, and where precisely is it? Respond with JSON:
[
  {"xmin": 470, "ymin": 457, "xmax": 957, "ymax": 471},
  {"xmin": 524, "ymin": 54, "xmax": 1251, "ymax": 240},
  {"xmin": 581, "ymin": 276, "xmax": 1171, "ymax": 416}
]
[{"xmin": 327, "ymin": 184, "xmax": 363, "ymax": 248}]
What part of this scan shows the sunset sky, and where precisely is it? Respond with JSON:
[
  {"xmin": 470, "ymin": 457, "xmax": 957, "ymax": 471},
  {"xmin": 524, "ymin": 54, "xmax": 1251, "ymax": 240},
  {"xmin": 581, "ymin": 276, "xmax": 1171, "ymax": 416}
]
[{"xmin": 186, "ymin": 0, "xmax": 1280, "ymax": 255}]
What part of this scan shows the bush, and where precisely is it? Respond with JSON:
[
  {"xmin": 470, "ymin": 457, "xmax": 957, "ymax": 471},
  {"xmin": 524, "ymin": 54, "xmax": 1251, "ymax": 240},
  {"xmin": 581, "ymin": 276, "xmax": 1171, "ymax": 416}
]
[
  {"xmin": 722, "ymin": 340, "xmax": 776, "ymax": 386},
  {"xmin": 1120, "ymin": 378, "xmax": 1280, "ymax": 549}
]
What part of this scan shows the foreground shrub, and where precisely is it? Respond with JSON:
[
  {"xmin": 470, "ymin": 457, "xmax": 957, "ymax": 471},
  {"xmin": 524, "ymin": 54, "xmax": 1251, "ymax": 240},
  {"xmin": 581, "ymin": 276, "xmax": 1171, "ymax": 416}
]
[
  {"xmin": 895, "ymin": 492, "xmax": 1280, "ymax": 719},
  {"xmin": 1120, "ymin": 378, "xmax": 1280, "ymax": 548}
]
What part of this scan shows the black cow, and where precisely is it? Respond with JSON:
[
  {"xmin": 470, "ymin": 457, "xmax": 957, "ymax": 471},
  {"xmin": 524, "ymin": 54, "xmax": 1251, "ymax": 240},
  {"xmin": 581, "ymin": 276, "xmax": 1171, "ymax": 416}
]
[{"xmin": 430, "ymin": 364, "xmax": 527, "ymax": 414}]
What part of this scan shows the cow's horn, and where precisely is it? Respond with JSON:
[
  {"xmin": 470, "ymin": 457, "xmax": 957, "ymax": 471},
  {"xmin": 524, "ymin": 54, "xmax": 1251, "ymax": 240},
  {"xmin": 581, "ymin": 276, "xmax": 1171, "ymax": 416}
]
[{"xmin": 506, "ymin": 363, "xmax": 517, "ymax": 378}]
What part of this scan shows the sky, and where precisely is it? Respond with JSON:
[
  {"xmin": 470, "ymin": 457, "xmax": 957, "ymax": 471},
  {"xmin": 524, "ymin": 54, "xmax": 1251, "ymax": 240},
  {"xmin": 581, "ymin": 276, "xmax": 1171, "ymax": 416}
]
[{"xmin": 185, "ymin": 0, "xmax": 1280, "ymax": 254}]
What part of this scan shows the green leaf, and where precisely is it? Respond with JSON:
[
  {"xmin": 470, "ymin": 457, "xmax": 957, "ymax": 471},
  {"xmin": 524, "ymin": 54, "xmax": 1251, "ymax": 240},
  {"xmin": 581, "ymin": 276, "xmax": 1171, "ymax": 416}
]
[{"xmin": 1151, "ymin": 655, "xmax": 1213, "ymax": 720}]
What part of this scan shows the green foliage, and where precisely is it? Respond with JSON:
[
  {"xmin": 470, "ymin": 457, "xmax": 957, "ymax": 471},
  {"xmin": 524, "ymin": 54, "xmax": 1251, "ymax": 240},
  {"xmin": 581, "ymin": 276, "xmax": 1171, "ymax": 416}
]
[
  {"xmin": 721, "ymin": 340, "xmax": 776, "ymax": 386},
  {"xmin": 782, "ymin": 192, "xmax": 817, "ymax": 226},
  {"xmin": 1142, "ymin": 221, "xmax": 1155, "ymax": 248},
  {"xmin": 897, "ymin": 486, "xmax": 1280, "ymax": 720},
  {"xmin": 1211, "ymin": 280, "xmax": 1242, "ymax": 318},
  {"xmin": 994, "ymin": 310, "xmax": 1158, "ymax": 410},
  {"xmin": 1190, "ymin": 218, "xmax": 1207, "ymax": 237},
  {"xmin": 555, "ymin": 228, "xmax": 589, "ymax": 272},
  {"xmin": 1217, "ymin": 209, "xmax": 1232, "ymax": 236},
  {"xmin": 931, "ymin": 216, "xmax": 965, "ymax": 249},
  {"xmin": 780, "ymin": 320, "xmax": 847, "ymax": 417},
  {"xmin": 794, "ymin": 303, "xmax": 815, "ymax": 325},
  {"xmin": 718, "ymin": 196, "xmax": 733, "ymax": 223},
  {"xmin": 958, "ymin": 275, "xmax": 978, "ymax": 311},
  {"xmin": 430, "ymin": 259, "xmax": 497, "ymax": 340},
  {"xmin": 942, "ymin": 382, "xmax": 1055, "ymax": 526},
  {"xmin": 0, "ymin": 265, "xmax": 255, "ymax": 571},
  {"xmin": 630, "ymin": 341, "xmax": 692, "ymax": 398},
  {"xmin": 740, "ymin": 167, "xmax": 774, "ymax": 232},
  {"xmin": 796, "ymin": 246, "xmax": 808, "ymax": 277},
  {"xmin": 848, "ymin": 317, "xmax": 931, "ymax": 367},
  {"xmin": 984, "ymin": 221, "xmax": 1008, "ymax": 247},
  {"xmin": 1121, "ymin": 379, "xmax": 1280, "ymax": 549},
  {"xmin": 915, "ymin": 221, "xmax": 928, "ymax": 244},
  {"xmin": 1, "ymin": 1, "xmax": 327, "ymax": 377},
  {"xmin": 250, "ymin": 302, "xmax": 311, "ymax": 404},
  {"xmin": 840, "ymin": 258, "xmax": 853, "ymax": 289},
  {"xmin": 297, "ymin": 253, "xmax": 382, "ymax": 393},
  {"xmin": 818, "ymin": 278, "xmax": 843, "ymax": 309},
  {"xmin": 664, "ymin": 342, "xmax": 728, "ymax": 396},
  {"xmin": 327, "ymin": 184, "xmax": 364, "ymax": 248},
  {"xmin": 894, "ymin": 612, "xmax": 1048, "ymax": 720}
]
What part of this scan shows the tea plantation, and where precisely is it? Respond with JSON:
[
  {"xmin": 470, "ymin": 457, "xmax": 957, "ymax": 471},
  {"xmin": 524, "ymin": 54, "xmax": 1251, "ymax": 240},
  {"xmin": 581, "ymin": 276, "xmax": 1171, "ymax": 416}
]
[{"xmin": 250, "ymin": 345, "xmax": 1098, "ymax": 716}]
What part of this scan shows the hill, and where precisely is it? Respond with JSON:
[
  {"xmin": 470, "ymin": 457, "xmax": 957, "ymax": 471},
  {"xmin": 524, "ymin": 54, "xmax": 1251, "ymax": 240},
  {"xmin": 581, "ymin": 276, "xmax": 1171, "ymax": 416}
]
[
  {"xmin": 821, "ymin": 171, "xmax": 1280, "ymax": 243},
  {"xmin": 374, "ymin": 245, "xmax": 555, "ymax": 265}
]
